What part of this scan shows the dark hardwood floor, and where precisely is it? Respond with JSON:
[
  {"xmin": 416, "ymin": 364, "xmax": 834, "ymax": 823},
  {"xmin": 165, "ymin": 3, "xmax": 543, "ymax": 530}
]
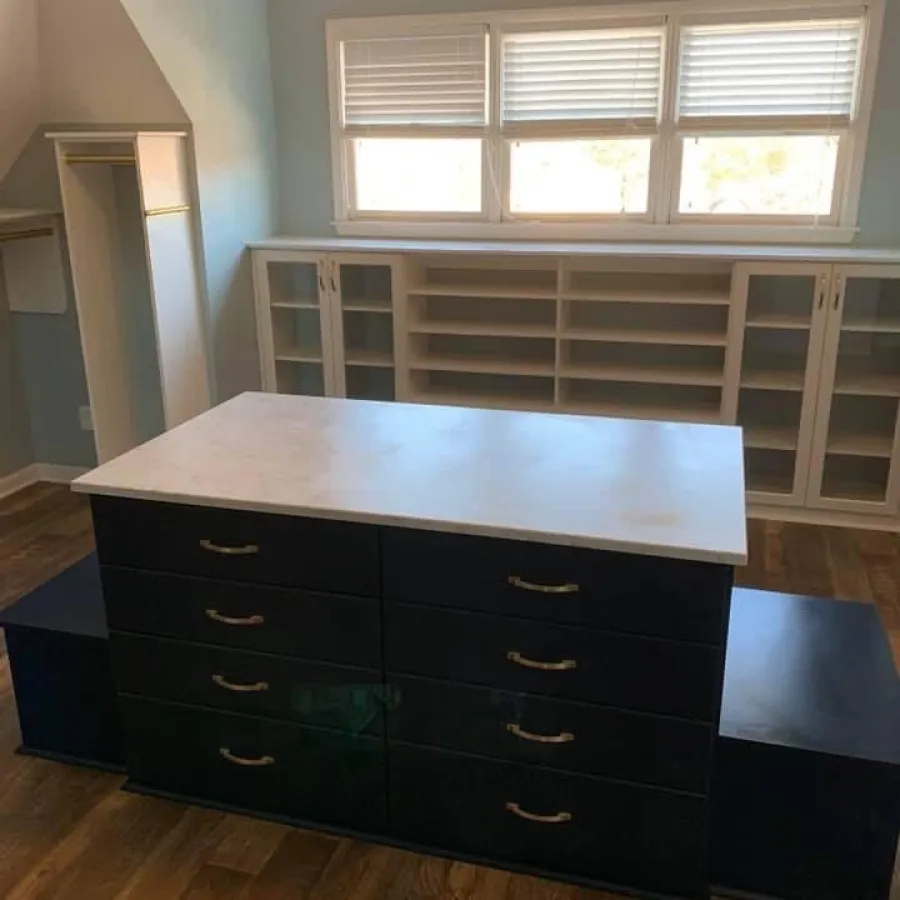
[{"xmin": 0, "ymin": 482, "xmax": 896, "ymax": 900}]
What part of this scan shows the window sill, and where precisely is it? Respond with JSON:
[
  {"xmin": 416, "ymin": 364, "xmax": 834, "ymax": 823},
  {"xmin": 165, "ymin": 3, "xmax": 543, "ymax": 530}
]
[{"xmin": 335, "ymin": 219, "xmax": 858, "ymax": 245}]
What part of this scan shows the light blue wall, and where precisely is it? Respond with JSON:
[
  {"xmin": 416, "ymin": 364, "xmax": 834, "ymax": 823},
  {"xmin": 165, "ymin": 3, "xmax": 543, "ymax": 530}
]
[
  {"xmin": 268, "ymin": 0, "xmax": 900, "ymax": 246},
  {"xmin": 0, "ymin": 272, "xmax": 34, "ymax": 478},
  {"xmin": 0, "ymin": 132, "xmax": 96, "ymax": 469},
  {"xmin": 122, "ymin": 0, "xmax": 279, "ymax": 401}
]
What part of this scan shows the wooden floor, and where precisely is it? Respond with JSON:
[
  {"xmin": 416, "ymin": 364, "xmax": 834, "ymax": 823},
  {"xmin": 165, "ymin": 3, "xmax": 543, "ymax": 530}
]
[{"xmin": 0, "ymin": 482, "xmax": 897, "ymax": 900}]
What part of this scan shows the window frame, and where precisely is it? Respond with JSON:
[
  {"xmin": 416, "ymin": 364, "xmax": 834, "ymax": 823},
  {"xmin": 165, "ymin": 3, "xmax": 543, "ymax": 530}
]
[{"xmin": 326, "ymin": 0, "xmax": 885, "ymax": 243}]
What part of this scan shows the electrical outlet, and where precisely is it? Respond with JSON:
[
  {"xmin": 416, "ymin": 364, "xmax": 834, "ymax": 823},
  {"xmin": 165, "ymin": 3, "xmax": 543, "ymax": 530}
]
[{"xmin": 79, "ymin": 406, "xmax": 93, "ymax": 432}]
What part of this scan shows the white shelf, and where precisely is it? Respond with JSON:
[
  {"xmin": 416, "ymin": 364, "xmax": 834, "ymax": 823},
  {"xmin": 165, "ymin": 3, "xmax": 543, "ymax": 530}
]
[
  {"xmin": 275, "ymin": 351, "xmax": 323, "ymax": 364},
  {"xmin": 841, "ymin": 318, "xmax": 900, "ymax": 334},
  {"xmin": 411, "ymin": 356, "xmax": 556, "ymax": 377},
  {"xmin": 833, "ymin": 373, "xmax": 900, "ymax": 397},
  {"xmin": 827, "ymin": 434, "xmax": 895, "ymax": 458},
  {"xmin": 410, "ymin": 388, "xmax": 556, "ymax": 412},
  {"xmin": 0, "ymin": 207, "xmax": 57, "ymax": 225},
  {"xmin": 745, "ymin": 472, "xmax": 795, "ymax": 496},
  {"xmin": 562, "ymin": 327, "xmax": 727, "ymax": 347},
  {"xmin": 408, "ymin": 283, "xmax": 557, "ymax": 300},
  {"xmin": 345, "ymin": 350, "xmax": 394, "ymax": 369},
  {"xmin": 745, "ymin": 313, "xmax": 810, "ymax": 330},
  {"xmin": 743, "ymin": 426, "xmax": 799, "ymax": 451},
  {"xmin": 409, "ymin": 321, "xmax": 556, "ymax": 338},
  {"xmin": 741, "ymin": 371, "xmax": 807, "ymax": 391},
  {"xmin": 342, "ymin": 300, "xmax": 393, "ymax": 314},
  {"xmin": 561, "ymin": 399, "xmax": 721, "ymax": 424},
  {"xmin": 561, "ymin": 363, "xmax": 724, "ymax": 388},
  {"xmin": 271, "ymin": 300, "xmax": 319, "ymax": 310},
  {"xmin": 562, "ymin": 288, "xmax": 730, "ymax": 306}
]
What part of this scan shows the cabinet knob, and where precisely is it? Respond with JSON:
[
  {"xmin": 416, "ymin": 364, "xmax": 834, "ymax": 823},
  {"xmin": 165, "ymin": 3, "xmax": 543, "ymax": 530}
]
[
  {"xmin": 199, "ymin": 539, "xmax": 259, "ymax": 557},
  {"xmin": 505, "ymin": 802, "xmax": 572, "ymax": 824},
  {"xmin": 212, "ymin": 674, "xmax": 269, "ymax": 693},
  {"xmin": 205, "ymin": 609, "xmax": 265, "ymax": 627}
]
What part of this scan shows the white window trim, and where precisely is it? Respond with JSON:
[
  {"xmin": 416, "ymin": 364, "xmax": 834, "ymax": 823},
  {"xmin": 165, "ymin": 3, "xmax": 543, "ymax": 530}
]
[{"xmin": 325, "ymin": 0, "xmax": 885, "ymax": 244}]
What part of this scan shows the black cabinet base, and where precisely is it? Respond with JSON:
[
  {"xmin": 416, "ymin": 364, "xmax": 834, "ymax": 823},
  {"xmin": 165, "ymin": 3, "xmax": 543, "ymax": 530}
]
[{"xmin": 120, "ymin": 780, "xmax": 707, "ymax": 900}]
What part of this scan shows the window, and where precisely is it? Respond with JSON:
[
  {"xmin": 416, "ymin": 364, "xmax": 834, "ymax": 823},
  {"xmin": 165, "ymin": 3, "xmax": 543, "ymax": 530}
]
[{"xmin": 327, "ymin": 2, "xmax": 881, "ymax": 240}]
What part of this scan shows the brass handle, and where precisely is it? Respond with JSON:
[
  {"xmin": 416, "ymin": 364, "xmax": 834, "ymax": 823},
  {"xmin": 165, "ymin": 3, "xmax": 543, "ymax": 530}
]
[
  {"xmin": 818, "ymin": 276, "xmax": 827, "ymax": 310},
  {"xmin": 506, "ymin": 802, "xmax": 572, "ymax": 824},
  {"xmin": 212, "ymin": 674, "xmax": 269, "ymax": 693},
  {"xmin": 205, "ymin": 609, "xmax": 265, "ymax": 627},
  {"xmin": 199, "ymin": 539, "xmax": 259, "ymax": 557},
  {"xmin": 330, "ymin": 260, "xmax": 337, "ymax": 293},
  {"xmin": 507, "ymin": 651, "xmax": 577, "ymax": 672},
  {"xmin": 508, "ymin": 576, "xmax": 579, "ymax": 594},
  {"xmin": 318, "ymin": 263, "xmax": 326, "ymax": 293},
  {"xmin": 506, "ymin": 722, "xmax": 574, "ymax": 744},
  {"xmin": 219, "ymin": 747, "xmax": 275, "ymax": 767},
  {"xmin": 834, "ymin": 275, "xmax": 843, "ymax": 310}
]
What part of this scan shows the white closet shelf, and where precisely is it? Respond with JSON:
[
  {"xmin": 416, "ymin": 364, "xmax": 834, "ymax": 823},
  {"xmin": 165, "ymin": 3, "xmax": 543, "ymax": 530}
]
[
  {"xmin": 410, "ymin": 357, "xmax": 556, "ymax": 377},
  {"xmin": 562, "ymin": 288, "xmax": 730, "ymax": 306},
  {"xmin": 740, "ymin": 371, "xmax": 807, "ymax": 391},
  {"xmin": 561, "ymin": 363, "xmax": 724, "ymax": 388},
  {"xmin": 562, "ymin": 328, "xmax": 728, "ymax": 347},
  {"xmin": 408, "ymin": 284, "xmax": 558, "ymax": 300},
  {"xmin": 409, "ymin": 320, "xmax": 556, "ymax": 338},
  {"xmin": 827, "ymin": 434, "xmax": 895, "ymax": 458},
  {"xmin": 271, "ymin": 300, "xmax": 319, "ymax": 310},
  {"xmin": 0, "ymin": 207, "xmax": 57, "ymax": 225},
  {"xmin": 345, "ymin": 350, "xmax": 395, "ymax": 368},
  {"xmin": 561, "ymin": 398, "xmax": 722, "ymax": 425},
  {"xmin": 833, "ymin": 373, "xmax": 900, "ymax": 397},
  {"xmin": 743, "ymin": 426, "xmax": 799, "ymax": 451},
  {"xmin": 745, "ymin": 313, "xmax": 811, "ymax": 330},
  {"xmin": 841, "ymin": 319, "xmax": 900, "ymax": 334},
  {"xmin": 275, "ymin": 351, "xmax": 323, "ymax": 364},
  {"xmin": 410, "ymin": 388, "xmax": 556, "ymax": 413},
  {"xmin": 745, "ymin": 472, "xmax": 795, "ymax": 496},
  {"xmin": 821, "ymin": 481, "xmax": 887, "ymax": 504},
  {"xmin": 342, "ymin": 299, "xmax": 393, "ymax": 313}
]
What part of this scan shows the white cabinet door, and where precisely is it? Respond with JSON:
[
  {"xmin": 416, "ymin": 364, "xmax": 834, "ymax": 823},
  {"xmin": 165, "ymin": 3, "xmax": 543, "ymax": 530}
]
[
  {"xmin": 806, "ymin": 264, "xmax": 900, "ymax": 514},
  {"xmin": 328, "ymin": 253, "xmax": 403, "ymax": 402},
  {"xmin": 726, "ymin": 263, "xmax": 831, "ymax": 507},
  {"xmin": 252, "ymin": 250, "xmax": 335, "ymax": 397}
]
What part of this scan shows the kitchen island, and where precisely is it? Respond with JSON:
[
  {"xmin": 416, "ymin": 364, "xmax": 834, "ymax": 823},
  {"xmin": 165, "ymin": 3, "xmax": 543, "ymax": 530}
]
[{"xmin": 73, "ymin": 392, "xmax": 747, "ymax": 900}]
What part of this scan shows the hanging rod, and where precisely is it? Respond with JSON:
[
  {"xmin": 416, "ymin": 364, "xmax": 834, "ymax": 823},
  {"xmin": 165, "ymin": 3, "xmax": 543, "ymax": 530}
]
[
  {"xmin": 65, "ymin": 154, "xmax": 136, "ymax": 165},
  {"xmin": 0, "ymin": 227, "xmax": 54, "ymax": 244}
]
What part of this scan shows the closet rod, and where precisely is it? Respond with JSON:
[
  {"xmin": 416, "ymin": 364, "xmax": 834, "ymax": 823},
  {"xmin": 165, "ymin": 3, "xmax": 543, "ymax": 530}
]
[
  {"xmin": 0, "ymin": 227, "xmax": 54, "ymax": 243},
  {"xmin": 64, "ymin": 155, "xmax": 136, "ymax": 165}
]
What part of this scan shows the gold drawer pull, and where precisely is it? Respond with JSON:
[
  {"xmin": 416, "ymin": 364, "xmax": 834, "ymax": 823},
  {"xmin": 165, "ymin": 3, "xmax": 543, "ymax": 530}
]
[
  {"xmin": 212, "ymin": 674, "xmax": 269, "ymax": 693},
  {"xmin": 219, "ymin": 747, "xmax": 275, "ymax": 767},
  {"xmin": 200, "ymin": 539, "xmax": 259, "ymax": 556},
  {"xmin": 507, "ymin": 722, "xmax": 574, "ymax": 744},
  {"xmin": 205, "ymin": 609, "xmax": 265, "ymax": 627},
  {"xmin": 508, "ymin": 576, "xmax": 579, "ymax": 594},
  {"xmin": 506, "ymin": 802, "xmax": 572, "ymax": 824},
  {"xmin": 507, "ymin": 651, "xmax": 577, "ymax": 672}
]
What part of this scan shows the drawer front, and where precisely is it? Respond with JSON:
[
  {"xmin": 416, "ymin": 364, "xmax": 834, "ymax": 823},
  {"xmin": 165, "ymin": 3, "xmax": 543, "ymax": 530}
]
[
  {"xmin": 386, "ymin": 603, "xmax": 721, "ymax": 721},
  {"xmin": 120, "ymin": 695, "xmax": 386, "ymax": 832},
  {"xmin": 92, "ymin": 496, "xmax": 379, "ymax": 596},
  {"xmin": 390, "ymin": 743, "xmax": 707, "ymax": 898},
  {"xmin": 383, "ymin": 528, "xmax": 730, "ymax": 645},
  {"xmin": 112, "ymin": 633, "xmax": 384, "ymax": 736},
  {"xmin": 102, "ymin": 567, "xmax": 380, "ymax": 667},
  {"xmin": 387, "ymin": 675, "xmax": 711, "ymax": 792}
]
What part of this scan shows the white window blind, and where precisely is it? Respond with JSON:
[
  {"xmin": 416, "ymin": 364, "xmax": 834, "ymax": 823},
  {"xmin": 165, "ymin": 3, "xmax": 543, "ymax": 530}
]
[
  {"xmin": 678, "ymin": 18, "xmax": 865, "ymax": 125},
  {"xmin": 341, "ymin": 30, "xmax": 488, "ymax": 127},
  {"xmin": 501, "ymin": 28, "xmax": 664, "ymax": 127}
]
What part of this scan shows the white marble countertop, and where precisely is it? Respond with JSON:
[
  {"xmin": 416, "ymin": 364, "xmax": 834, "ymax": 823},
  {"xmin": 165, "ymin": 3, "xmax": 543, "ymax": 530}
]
[{"xmin": 72, "ymin": 393, "xmax": 748, "ymax": 565}]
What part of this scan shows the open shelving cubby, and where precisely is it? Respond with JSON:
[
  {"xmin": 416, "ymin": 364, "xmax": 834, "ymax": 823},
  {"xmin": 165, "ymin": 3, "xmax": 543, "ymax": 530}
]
[{"xmin": 557, "ymin": 259, "xmax": 731, "ymax": 423}]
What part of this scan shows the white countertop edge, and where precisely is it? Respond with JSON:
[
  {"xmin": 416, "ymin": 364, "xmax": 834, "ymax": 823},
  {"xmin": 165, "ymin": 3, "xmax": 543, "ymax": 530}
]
[{"xmin": 71, "ymin": 480, "xmax": 748, "ymax": 567}]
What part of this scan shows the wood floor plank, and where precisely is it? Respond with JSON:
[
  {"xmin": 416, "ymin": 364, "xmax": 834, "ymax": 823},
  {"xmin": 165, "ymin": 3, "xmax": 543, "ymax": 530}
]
[
  {"xmin": 205, "ymin": 816, "xmax": 290, "ymax": 876},
  {"xmin": 179, "ymin": 865, "xmax": 251, "ymax": 900},
  {"xmin": 237, "ymin": 829, "xmax": 339, "ymax": 900}
]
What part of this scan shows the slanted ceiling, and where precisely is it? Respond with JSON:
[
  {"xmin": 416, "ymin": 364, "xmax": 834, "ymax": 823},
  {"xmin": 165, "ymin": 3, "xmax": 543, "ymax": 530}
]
[{"xmin": 0, "ymin": 0, "xmax": 40, "ymax": 184}]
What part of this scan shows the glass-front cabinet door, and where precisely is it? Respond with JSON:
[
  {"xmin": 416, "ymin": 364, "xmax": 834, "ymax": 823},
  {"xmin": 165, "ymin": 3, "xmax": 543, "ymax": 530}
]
[
  {"xmin": 254, "ymin": 251, "xmax": 334, "ymax": 397},
  {"xmin": 727, "ymin": 264, "xmax": 830, "ymax": 506},
  {"xmin": 807, "ymin": 265, "xmax": 900, "ymax": 514},
  {"xmin": 329, "ymin": 254, "xmax": 403, "ymax": 402}
]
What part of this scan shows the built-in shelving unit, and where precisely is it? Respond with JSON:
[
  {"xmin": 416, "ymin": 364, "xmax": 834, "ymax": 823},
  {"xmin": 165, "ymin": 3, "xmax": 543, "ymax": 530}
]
[{"xmin": 252, "ymin": 241, "xmax": 900, "ymax": 526}]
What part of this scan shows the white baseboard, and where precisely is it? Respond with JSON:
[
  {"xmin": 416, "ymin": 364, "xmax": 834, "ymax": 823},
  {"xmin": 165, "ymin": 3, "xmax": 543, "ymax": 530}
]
[
  {"xmin": 33, "ymin": 464, "xmax": 90, "ymax": 484},
  {"xmin": 0, "ymin": 463, "xmax": 90, "ymax": 499},
  {"xmin": 0, "ymin": 464, "xmax": 40, "ymax": 501}
]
